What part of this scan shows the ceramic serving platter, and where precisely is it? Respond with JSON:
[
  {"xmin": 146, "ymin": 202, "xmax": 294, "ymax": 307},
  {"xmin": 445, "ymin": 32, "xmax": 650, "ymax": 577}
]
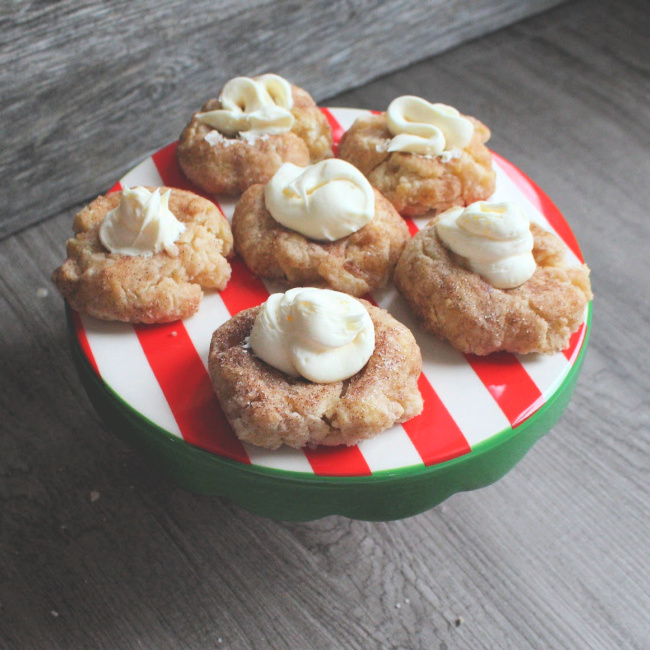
[{"xmin": 67, "ymin": 107, "xmax": 591, "ymax": 521}]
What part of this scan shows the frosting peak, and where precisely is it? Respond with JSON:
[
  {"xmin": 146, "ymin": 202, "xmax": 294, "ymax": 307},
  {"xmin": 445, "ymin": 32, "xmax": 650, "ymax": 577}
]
[
  {"xmin": 248, "ymin": 288, "xmax": 375, "ymax": 383},
  {"xmin": 99, "ymin": 187, "xmax": 186, "ymax": 257},
  {"xmin": 386, "ymin": 95, "xmax": 474, "ymax": 159},
  {"xmin": 436, "ymin": 201, "xmax": 536, "ymax": 289},
  {"xmin": 264, "ymin": 159, "xmax": 375, "ymax": 241},
  {"xmin": 196, "ymin": 74, "xmax": 294, "ymax": 139}
]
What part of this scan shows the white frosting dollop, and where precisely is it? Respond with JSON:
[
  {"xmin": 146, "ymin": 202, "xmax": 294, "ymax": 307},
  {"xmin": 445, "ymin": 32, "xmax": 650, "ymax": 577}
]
[
  {"xmin": 196, "ymin": 74, "xmax": 295, "ymax": 139},
  {"xmin": 248, "ymin": 287, "xmax": 375, "ymax": 383},
  {"xmin": 99, "ymin": 187, "xmax": 186, "ymax": 257},
  {"xmin": 386, "ymin": 95, "xmax": 474, "ymax": 160},
  {"xmin": 263, "ymin": 160, "xmax": 375, "ymax": 241},
  {"xmin": 436, "ymin": 201, "xmax": 536, "ymax": 289}
]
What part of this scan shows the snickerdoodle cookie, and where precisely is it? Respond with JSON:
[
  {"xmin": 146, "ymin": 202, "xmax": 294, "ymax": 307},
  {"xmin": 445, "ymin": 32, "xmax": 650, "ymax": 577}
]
[
  {"xmin": 394, "ymin": 203, "xmax": 592, "ymax": 355},
  {"xmin": 177, "ymin": 74, "xmax": 333, "ymax": 195},
  {"xmin": 208, "ymin": 290, "xmax": 423, "ymax": 449},
  {"xmin": 232, "ymin": 159, "xmax": 410, "ymax": 297},
  {"xmin": 53, "ymin": 187, "xmax": 233, "ymax": 323},
  {"xmin": 338, "ymin": 96, "xmax": 496, "ymax": 217}
]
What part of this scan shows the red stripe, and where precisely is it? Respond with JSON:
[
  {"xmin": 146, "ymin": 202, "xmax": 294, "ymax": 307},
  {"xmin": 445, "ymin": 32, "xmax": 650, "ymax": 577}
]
[
  {"xmin": 367, "ymin": 255, "xmax": 469, "ymax": 463},
  {"xmin": 492, "ymin": 151, "xmax": 584, "ymax": 263},
  {"xmin": 72, "ymin": 310, "xmax": 99, "ymax": 375},
  {"xmin": 320, "ymin": 107, "xmax": 344, "ymax": 155},
  {"xmin": 466, "ymin": 352, "xmax": 543, "ymax": 427},
  {"xmin": 108, "ymin": 181, "xmax": 122, "ymax": 194},
  {"xmin": 302, "ymin": 444, "xmax": 371, "ymax": 477},
  {"xmin": 401, "ymin": 374, "xmax": 470, "ymax": 465},
  {"xmin": 404, "ymin": 217, "xmax": 420, "ymax": 237},
  {"xmin": 402, "ymin": 211, "xmax": 423, "ymax": 238},
  {"xmin": 134, "ymin": 321, "xmax": 250, "ymax": 463},
  {"xmin": 151, "ymin": 141, "xmax": 215, "ymax": 200},
  {"xmin": 364, "ymin": 294, "xmax": 469, "ymax": 465},
  {"xmin": 219, "ymin": 257, "xmax": 270, "ymax": 315},
  {"xmin": 563, "ymin": 321, "xmax": 585, "ymax": 363},
  {"xmin": 114, "ymin": 146, "xmax": 249, "ymax": 460},
  {"xmin": 152, "ymin": 141, "xmax": 190, "ymax": 188}
]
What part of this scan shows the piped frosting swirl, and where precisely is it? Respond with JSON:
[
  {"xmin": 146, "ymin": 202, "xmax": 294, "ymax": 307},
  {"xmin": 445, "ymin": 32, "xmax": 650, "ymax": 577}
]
[
  {"xmin": 264, "ymin": 159, "xmax": 375, "ymax": 241},
  {"xmin": 99, "ymin": 187, "xmax": 186, "ymax": 257},
  {"xmin": 386, "ymin": 95, "xmax": 474, "ymax": 160},
  {"xmin": 196, "ymin": 74, "xmax": 294, "ymax": 140},
  {"xmin": 436, "ymin": 201, "xmax": 536, "ymax": 289},
  {"xmin": 248, "ymin": 287, "xmax": 375, "ymax": 383}
]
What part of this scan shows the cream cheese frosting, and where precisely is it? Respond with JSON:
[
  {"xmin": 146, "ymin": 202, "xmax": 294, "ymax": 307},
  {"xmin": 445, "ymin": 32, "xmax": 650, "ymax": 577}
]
[
  {"xmin": 436, "ymin": 201, "xmax": 536, "ymax": 289},
  {"xmin": 196, "ymin": 74, "xmax": 295, "ymax": 140},
  {"xmin": 248, "ymin": 287, "xmax": 375, "ymax": 383},
  {"xmin": 386, "ymin": 95, "xmax": 474, "ymax": 160},
  {"xmin": 263, "ymin": 159, "xmax": 375, "ymax": 241},
  {"xmin": 99, "ymin": 187, "xmax": 186, "ymax": 257}
]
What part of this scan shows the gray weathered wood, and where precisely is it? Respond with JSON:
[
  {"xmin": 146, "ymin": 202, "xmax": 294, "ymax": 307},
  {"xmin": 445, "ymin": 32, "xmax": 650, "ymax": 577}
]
[
  {"xmin": 1, "ymin": 0, "xmax": 649, "ymax": 648},
  {"xmin": 1, "ymin": 0, "xmax": 566, "ymax": 239}
]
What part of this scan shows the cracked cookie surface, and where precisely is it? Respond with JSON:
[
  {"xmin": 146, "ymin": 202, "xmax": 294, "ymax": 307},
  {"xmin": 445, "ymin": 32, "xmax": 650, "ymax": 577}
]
[
  {"xmin": 52, "ymin": 187, "xmax": 233, "ymax": 323},
  {"xmin": 208, "ymin": 301, "xmax": 423, "ymax": 449},
  {"xmin": 394, "ymin": 215, "xmax": 592, "ymax": 355},
  {"xmin": 338, "ymin": 112, "xmax": 496, "ymax": 217},
  {"xmin": 232, "ymin": 185, "xmax": 410, "ymax": 297}
]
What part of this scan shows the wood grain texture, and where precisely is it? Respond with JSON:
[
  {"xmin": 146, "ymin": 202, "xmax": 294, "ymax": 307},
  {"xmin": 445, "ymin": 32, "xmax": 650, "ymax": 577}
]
[
  {"xmin": 1, "ymin": 0, "xmax": 649, "ymax": 648},
  {"xmin": 0, "ymin": 0, "xmax": 566, "ymax": 239}
]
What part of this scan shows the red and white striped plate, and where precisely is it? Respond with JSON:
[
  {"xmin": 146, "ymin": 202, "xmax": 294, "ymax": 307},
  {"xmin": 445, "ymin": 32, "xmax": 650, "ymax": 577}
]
[{"xmin": 72, "ymin": 107, "xmax": 589, "ymax": 478}]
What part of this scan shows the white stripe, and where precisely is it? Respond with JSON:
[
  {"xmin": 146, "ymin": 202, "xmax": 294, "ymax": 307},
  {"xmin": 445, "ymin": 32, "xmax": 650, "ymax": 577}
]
[
  {"xmin": 424, "ymin": 346, "xmax": 511, "ymax": 447},
  {"xmin": 491, "ymin": 161, "xmax": 550, "ymax": 228},
  {"xmin": 492, "ymin": 160, "xmax": 582, "ymax": 266},
  {"xmin": 373, "ymin": 287, "xmax": 511, "ymax": 448},
  {"xmin": 80, "ymin": 314, "xmax": 181, "ymax": 437},
  {"xmin": 328, "ymin": 107, "xmax": 367, "ymax": 132},
  {"xmin": 182, "ymin": 292, "xmax": 232, "ymax": 372},
  {"xmin": 216, "ymin": 196, "xmax": 238, "ymax": 223},
  {"xmin": 566, "ymin": 311, "xmax": 588, "ymax": 364},
  {"xmin": 120, "ymin": 156, "xmax": 165, "ymax": 188},
  {"xmin": 517, "ymin": 352, "xmax": 570, "ymax": 401},
  {"xmin": 244, "ymin": 443, "xmax": 314, "ymax": 473},
  {"xmin": 358, "ymin": 425, "xmax": 424, "ymax": 472},
  {"xmin": 410, "ymin": 215, "xmax": 432, "ymax": 230},
  {"xmin": 183, "ymin": 290, "xmax": 315, "ymax": 473}
]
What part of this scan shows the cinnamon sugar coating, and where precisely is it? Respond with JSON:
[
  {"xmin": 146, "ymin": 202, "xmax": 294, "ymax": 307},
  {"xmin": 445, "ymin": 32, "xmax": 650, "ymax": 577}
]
[
  {"xmin": 177, "ymin": 85, "xmax": 333, "ymax": 195},
  {"xmin": 208, "ymin": 301, "xmax": 423, "ymax": 449},
  {"xmin": 394, "ymin": 216, "xmax": 592, "ymax": 355},
  {"xmin": 338, "ymin": 112, "xmax": 496, "ymax": 217},
  {"xmin": 232, "ymin": 186, "xmax": 410, "ymax": 297},
  {"xmin": 52, "ymin": 188, "xmax": 233, "ymax": 323}
]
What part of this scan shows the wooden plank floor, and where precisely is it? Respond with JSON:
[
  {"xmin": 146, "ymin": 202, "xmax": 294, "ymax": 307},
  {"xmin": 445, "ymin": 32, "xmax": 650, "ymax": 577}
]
[{"xmin": 1, "ymin": 0, "xmax": 648, "ymax": 647}]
